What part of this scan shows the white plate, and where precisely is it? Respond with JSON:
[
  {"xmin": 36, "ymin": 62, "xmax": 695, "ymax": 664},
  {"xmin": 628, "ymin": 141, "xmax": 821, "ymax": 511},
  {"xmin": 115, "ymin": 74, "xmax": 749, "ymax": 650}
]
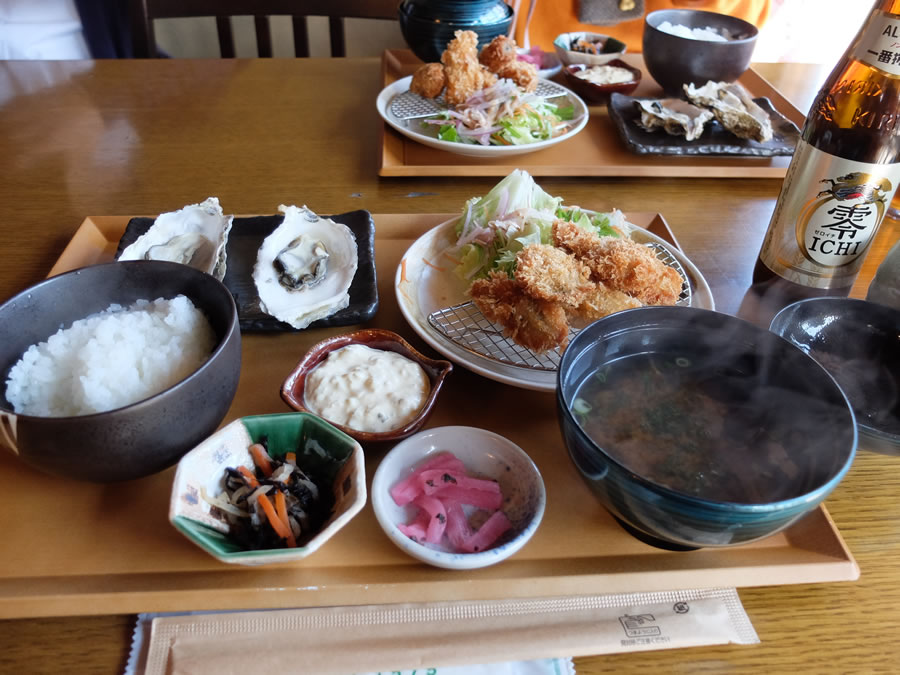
[
  {"xmin": 395, "ymin": 215, "xmax": 715, "ymax": 392},
  {"xmin": 376, "ymin": 75, "xmax": 589, "ymax": 158}
]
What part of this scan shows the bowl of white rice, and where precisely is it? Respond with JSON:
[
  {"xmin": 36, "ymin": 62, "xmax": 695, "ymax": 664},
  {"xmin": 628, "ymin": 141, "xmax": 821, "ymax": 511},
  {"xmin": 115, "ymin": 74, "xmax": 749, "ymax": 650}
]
[
  {"xmin": 643, "ymin": 9, "xmax": 759, "ymax": 94},
  {"xmin": 0, "ymin": 261, "xmax": 241, "ymax": 482}
]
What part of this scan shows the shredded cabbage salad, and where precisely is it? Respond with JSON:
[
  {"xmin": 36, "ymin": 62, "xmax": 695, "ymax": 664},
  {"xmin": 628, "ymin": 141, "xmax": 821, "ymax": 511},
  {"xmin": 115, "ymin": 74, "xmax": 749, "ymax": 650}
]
[
  {"xmin": 421, "ymin": 79, "xmax": 578, "ymax": 146},
  {"xmin": 452, "ymin": 169, "xmax": 626, "ymax": 280}
]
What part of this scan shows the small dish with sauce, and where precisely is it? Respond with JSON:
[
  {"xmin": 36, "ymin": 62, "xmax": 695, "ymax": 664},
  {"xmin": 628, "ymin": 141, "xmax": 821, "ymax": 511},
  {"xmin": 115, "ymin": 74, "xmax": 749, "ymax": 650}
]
[
  {"xmin": 561, "ymin": 60, "xmax": 641, "ymax": 104},
  {"xmin": 281, "ymin": 328, "xmax": 453, "ymax": 443}
]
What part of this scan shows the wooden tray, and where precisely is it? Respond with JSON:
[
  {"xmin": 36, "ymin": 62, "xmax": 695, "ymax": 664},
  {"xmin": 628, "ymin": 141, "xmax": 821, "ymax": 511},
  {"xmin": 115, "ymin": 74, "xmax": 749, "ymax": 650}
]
[
  {"xmin": 378, "ymin": 50, "xmax": 806, "ymax": 178},
  {"xmin": 0, "ymin": 214, "xmax": 858, "ymax": 620}
]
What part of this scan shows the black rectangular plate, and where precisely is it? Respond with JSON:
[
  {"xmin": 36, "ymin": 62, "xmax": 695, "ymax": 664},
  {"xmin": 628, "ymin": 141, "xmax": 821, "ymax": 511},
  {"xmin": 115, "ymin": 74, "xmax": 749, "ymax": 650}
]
[
  {"xmin": 607, "ymin": 92, "xmax": 800, "ymax": 157},
  {"xmin": 116, "ymin": 210, "xmax": 378, "ymax": 332}
]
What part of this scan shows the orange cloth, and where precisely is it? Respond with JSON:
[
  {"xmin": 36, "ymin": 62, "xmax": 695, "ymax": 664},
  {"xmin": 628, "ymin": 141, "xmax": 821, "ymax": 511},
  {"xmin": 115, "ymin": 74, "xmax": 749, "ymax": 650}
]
[{"xmin": 513, "ymin": 0, "xmax": 772, "ymax": 53}]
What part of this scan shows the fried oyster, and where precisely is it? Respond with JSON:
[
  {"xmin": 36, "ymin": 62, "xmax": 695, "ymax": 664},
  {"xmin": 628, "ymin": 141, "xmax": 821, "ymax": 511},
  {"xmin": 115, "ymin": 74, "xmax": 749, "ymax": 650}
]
[{"xmin": 468, "ymin": 221, "xmax": 684, "ymax": 353}]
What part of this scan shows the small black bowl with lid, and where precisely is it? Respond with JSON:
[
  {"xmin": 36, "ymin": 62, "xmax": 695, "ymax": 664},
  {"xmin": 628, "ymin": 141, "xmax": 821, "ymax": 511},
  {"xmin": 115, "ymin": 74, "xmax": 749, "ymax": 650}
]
[{"xmin": 398, "ymin": 0, "xmax": 515, "ymax": 63}]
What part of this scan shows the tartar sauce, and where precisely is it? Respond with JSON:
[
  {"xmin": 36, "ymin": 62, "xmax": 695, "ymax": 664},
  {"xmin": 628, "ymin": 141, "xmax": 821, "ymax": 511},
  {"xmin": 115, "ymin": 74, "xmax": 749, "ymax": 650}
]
[
  {"xmin": 304, "ymin": 344, "xmax": 430, "ymax": 433},
  {"xmin": 575, "ymin": 65, "xmax": 635, "ymax": 85}
]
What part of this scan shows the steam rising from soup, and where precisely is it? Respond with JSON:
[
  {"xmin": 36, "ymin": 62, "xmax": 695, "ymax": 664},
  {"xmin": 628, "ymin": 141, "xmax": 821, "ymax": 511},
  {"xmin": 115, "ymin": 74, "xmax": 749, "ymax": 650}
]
[{"xmin": 571, "ymin": 352, "xmax": 842, "ymax": 503}]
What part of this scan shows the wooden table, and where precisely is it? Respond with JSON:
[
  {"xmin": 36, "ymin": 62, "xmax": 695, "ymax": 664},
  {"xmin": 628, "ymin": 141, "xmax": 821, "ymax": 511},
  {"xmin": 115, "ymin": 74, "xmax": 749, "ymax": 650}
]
[{"xmin": 0, "ymin": 57, "xmax": 898, "ymax": 674}]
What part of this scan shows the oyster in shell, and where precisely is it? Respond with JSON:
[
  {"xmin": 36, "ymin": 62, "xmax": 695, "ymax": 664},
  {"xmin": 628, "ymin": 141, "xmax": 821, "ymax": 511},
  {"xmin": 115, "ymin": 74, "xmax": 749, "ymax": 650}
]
[
  {"xmin": 684, "ymin": 80, "xmax": 774, "ymax": 142},
  {"xmin": 634, "ymin": 98, "xmax": 713, "ymax": 142},
  {"xmin": 252, "ymin": 205, "xmax": 358, "ymax": 330},
  {"xmin": 118, "ymin": 197, "xmax": 232, "ymax": 281}
]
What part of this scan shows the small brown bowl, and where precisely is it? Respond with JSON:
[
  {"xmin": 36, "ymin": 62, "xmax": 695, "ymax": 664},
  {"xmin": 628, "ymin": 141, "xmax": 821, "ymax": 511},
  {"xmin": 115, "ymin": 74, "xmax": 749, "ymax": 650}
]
[
  {"xmin": 280, "ymin": 329, "xmax": 452, "ymax": 444},
  {"xmin": 561, "ymin": 60, "xmax": 642, "ymax": 104}
]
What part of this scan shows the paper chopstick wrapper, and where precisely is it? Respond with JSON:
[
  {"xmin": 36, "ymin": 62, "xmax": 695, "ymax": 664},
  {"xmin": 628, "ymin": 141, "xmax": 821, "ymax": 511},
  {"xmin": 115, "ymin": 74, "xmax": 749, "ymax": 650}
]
[{"xmin": 134, "ymin": 588, "xmax": 758, "ymax": 674}]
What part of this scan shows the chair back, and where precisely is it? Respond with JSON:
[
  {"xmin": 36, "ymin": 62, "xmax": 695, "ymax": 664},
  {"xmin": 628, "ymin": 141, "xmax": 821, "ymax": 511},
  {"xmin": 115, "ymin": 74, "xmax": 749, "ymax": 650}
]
[{"xmin": 131, "ymin": 0, "xmax": 400, "ymax": 58}]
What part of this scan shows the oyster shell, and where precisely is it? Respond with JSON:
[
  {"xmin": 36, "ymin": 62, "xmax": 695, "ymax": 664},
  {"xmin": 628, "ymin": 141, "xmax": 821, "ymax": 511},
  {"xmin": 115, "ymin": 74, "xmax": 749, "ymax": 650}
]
[
  {"xmin": 684, "ymin": 80, "xmax": 774, "ymax": 142},
  {"xmin": 634, "ymin": 98, "xmax": 713, "ymax": 142},
  {"xmin": 118, "ymin": 197, "xmax": 233, "ymax": 281},
  {"xmin": 252, "ymin": 205, "xmax": 358, "ymax": 329}
]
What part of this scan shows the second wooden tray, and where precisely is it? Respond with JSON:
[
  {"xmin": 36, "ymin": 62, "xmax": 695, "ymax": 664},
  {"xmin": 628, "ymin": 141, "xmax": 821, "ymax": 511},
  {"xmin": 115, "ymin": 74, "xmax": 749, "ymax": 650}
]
[{"xmin": 378, "ymin": 50, "xmax": 806, "ymax": 178}]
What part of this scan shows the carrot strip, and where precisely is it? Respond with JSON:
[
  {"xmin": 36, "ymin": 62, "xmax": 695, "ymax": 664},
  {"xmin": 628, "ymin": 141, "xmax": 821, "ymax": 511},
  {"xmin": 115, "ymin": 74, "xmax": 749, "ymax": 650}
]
[
  {"xmin": 258, "ymin": 493, "xmax": 295, "ymax": 546},
  {"xmin": 400, "ymin": 258, "xmax": 408, "ymax": 283},
  {"xmin": 237, "ymin": 465, "xmax": 259, "ymax": 488},
  {"xmin": 250, "ymin": 443, "xmax": 273, "ymax": 477},
  {"xmin": 422, "ymin": 257, "xmax": 445, "ymax": 271},
  {"xmin": 274, "ymin": 491, "xmax": 297, "ymax": 547}
]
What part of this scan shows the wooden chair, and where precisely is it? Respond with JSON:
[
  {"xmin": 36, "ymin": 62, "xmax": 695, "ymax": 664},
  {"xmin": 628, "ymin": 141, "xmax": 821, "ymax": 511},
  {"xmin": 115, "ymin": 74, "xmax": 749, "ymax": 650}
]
[{"xmin": 130, "ymin": 0, "xmax": 400, "ymax": 58}]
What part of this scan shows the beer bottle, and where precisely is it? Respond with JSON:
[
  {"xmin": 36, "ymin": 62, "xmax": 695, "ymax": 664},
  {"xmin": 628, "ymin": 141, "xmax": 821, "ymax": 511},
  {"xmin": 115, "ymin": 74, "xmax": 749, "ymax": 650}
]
[{"xmin": 749, "ymin": 0, "xmax": 900, "ymax": 322}]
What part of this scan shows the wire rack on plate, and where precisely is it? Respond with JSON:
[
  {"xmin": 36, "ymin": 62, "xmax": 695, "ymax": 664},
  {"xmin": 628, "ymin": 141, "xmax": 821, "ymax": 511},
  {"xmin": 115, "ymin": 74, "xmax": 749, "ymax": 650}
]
[
  {"xmin": 390, "ymin": 80, "xmax": 570, "ymax": 120},
  {"xmin": 427, "ymin": 242, "xmax": 692, "ymax": 372}
]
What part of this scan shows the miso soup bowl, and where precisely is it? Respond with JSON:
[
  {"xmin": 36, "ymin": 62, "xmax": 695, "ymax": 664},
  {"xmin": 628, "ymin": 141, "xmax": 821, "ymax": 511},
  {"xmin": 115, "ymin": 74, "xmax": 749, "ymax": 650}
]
[{"xmin": 556, "ymin": 306, "xmax": 857, "ymax": 550}]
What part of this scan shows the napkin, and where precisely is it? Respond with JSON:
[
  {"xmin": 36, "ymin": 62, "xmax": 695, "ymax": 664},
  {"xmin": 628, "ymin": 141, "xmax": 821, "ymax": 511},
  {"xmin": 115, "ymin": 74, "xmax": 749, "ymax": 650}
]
[{"xmin": 126, "ymin": 588, "xmax": 757, "ymax": 675}]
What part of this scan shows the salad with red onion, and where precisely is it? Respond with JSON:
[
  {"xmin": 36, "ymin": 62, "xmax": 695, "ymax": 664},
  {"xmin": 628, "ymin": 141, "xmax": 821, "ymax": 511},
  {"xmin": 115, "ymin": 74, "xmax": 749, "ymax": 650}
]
[{"xmin": 421, "ymin": 79, "xmax": 578, "ymax": 146}]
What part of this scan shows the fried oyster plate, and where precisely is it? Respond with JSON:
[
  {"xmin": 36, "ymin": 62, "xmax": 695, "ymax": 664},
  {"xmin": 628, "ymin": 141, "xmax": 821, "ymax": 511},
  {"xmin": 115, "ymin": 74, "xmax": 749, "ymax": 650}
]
[
  {"xmin": 684, "ymin": 80, "xmax": 774, "ymax": 142},
  {"xmin": 118, "ymin": 197, "xmax": 233, "ymax": 281},
  {"xmin": 252, "ymin": 205, "xmax": 359, "ymax": 330},
  {"xmin": 634, "ymin": 98, "xmax": 713, "ymax": 142}
]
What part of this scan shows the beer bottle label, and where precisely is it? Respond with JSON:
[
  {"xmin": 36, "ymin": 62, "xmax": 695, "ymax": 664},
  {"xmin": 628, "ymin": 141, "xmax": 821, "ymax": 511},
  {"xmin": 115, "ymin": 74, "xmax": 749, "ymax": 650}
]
[
  {"xmin": 759, "ymin": 139, "xmax": 900, "ymax": 288},
  {"xmin": 853, "ymin": 9, "xmax": 900, "ymax": 76}
]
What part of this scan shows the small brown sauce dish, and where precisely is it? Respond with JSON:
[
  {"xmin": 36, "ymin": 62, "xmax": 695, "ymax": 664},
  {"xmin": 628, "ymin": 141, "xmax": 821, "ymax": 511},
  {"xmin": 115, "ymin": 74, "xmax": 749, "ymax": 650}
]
[
  {"xmin": 561, "ymin": 60, "xmax": 642, "ymax": 104},
  {"xmin": 281, "ymin": 328, "xmax": 452, "ymax": 444}
]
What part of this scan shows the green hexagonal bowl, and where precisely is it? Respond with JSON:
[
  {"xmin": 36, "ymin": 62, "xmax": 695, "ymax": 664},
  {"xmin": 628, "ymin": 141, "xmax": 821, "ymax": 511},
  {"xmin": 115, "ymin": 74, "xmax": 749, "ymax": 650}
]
[{"xmin": 169, "ymin": 412, "xmax": 366, "ymax": 565}]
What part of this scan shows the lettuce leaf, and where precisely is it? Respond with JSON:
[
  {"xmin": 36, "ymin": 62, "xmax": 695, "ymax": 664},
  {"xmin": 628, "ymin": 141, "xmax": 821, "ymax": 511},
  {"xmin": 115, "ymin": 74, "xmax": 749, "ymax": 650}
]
[{"xmin": 451, "ymin": 171, "xmax": 627, "ymax": 281}]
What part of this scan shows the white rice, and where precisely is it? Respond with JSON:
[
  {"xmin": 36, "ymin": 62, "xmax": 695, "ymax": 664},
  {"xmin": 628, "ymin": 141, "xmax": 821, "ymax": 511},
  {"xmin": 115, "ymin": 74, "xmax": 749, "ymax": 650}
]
[
  {"xmin": 5, "ymin": 295, "xmax": 216, "ymax": 417},
  {"xmin": 658, "ymin": 21, "xmax": 729, "ymax": 42}
]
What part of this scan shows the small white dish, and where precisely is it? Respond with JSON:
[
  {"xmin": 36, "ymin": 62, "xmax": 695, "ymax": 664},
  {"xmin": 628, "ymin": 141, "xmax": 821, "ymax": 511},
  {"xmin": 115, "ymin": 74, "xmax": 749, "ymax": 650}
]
[
  {"xmin": 371, "ymin": 426, "xmax": 545, "ymax": 570},
  {"xmin": 376, "ymin": 75, "xmax": 588, "ymax": 158},
  {"xmin": 553, "ymin": 32, "xmax": 627, "ymax": 67},
  {"xmin": 516, "ymin": 46, "xmax": 563, "ymax": 79}
]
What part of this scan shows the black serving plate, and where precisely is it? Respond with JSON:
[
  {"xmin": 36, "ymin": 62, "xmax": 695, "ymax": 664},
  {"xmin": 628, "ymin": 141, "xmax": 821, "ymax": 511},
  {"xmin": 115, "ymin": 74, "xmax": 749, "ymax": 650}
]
[
  {"xmin": 607, "ymin": 92, "xmax": 800, "ymax": 157},
  {"xmin": 116, "ymin": 210, "xmax": 378, "ymax": 332}
]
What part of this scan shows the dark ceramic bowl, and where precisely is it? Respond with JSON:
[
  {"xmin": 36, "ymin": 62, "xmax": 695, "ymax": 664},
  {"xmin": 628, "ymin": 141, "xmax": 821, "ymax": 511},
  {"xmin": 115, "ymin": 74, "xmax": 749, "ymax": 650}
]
[
  {"xmin": 770, "ymin": 297, "xmax": 900, "ymax": 455},
  {"xmin": 643, "ymin": 9, "xmax": 758, "ymax": 94},
  {"xmin": 557, "ymin": 306, "xmax": 857, "ymax": 550},
  {"xmin": 561, "ymin": 60, "xmax": 641, "ymax": 104},
  {"xmin": 398, "ymin": 0, "xmax": 514, "ymax": 64},
  {"xmin": 0, "ymin": 261, "xmax": 241, "ymax": 482},
  {"xmin": 281, "ymin": 329, "xmax": 452, "ymax": 444}
]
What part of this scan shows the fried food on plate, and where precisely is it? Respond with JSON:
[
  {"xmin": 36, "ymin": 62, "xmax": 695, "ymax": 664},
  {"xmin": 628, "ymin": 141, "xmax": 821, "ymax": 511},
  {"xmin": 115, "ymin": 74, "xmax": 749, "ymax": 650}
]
[
  {"xmin": 495, "ymin": 60, "xmax": 539, "ymax": 93},
  {"xmin": 470, "ymin": 271, "xmax": 571, "ymax": 353},
  {"xmin": 569, "ymin": 282, "xmax": 642, "ymax": 323},
  {"xmin": 479, "ymin": 35, "xmax": 518, "ymax": 72},
  {"xmin": 442, "ymin": 30, "xmax": 497, "ymax": 106},
  {"xmin": 410, "ymin": 62, "xmax": 446, "ymax": 99},
  {"xmin": 552, "ymin": 220, "xmax": 683, "ymax": 305},
  {"xmin": 516, "ymin": 243, "xmax": 590, "ymax": 306}
]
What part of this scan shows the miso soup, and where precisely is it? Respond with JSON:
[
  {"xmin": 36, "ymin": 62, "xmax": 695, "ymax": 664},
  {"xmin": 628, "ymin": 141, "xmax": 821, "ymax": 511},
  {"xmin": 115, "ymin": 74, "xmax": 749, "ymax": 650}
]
[{"xmin": 570, "ymin": 352, "xmax": 823, "ymax": 503}]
